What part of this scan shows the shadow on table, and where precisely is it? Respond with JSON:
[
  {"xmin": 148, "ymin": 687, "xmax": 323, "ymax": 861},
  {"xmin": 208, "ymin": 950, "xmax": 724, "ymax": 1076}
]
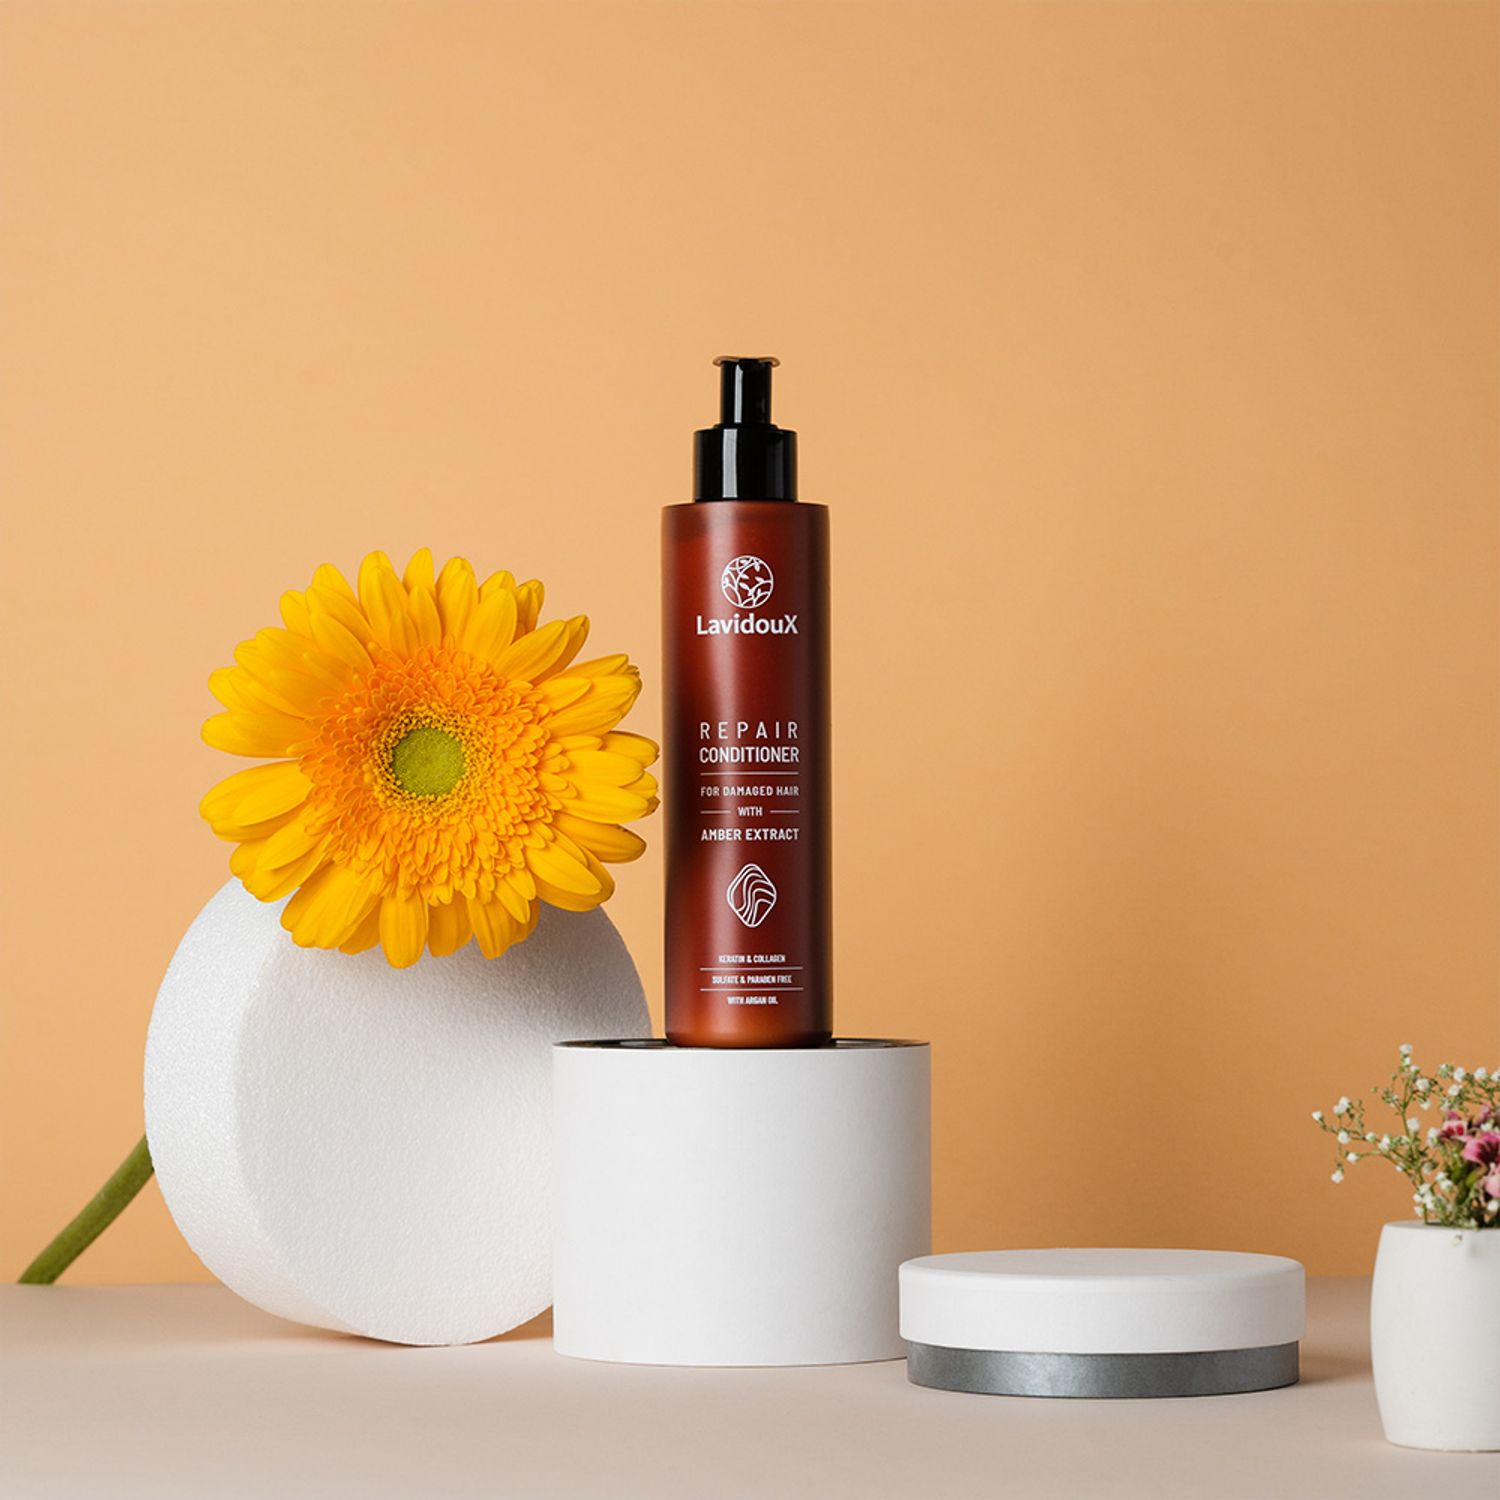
[
  {"xmin": 1297, "ymin": 1275, "xmax": 1371, "ymax": 1386},
  {"xmin": 4, "ymin": 1285, "xmax": 554, "ymax": 1354},
  {"xmin": 488, "ymin": 1307, "xmax": 553, "ymax": 1342},
  {"xmin": 1298, "ymin": 1348, "xmax": 1370, "ymax": 1385}
]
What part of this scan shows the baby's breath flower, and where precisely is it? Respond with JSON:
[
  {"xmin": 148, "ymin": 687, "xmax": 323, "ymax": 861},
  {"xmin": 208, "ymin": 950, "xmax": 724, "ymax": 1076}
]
[{"xmin": 1313, "ymin": 1050, "xmax": 1500, "ymax": 1229}]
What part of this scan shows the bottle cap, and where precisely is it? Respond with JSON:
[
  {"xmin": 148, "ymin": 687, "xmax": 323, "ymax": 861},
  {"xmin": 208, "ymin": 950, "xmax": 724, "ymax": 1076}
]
[{"xmin": 693, "ymin": 356, "xmax": 798, "ymax": 501}]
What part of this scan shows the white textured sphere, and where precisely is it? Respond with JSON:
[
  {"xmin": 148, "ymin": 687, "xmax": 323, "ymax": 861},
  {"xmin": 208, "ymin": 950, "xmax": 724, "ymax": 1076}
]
[{"xmin": 144, "ymin": 880, "xmax": 647, "ymax": 1345}]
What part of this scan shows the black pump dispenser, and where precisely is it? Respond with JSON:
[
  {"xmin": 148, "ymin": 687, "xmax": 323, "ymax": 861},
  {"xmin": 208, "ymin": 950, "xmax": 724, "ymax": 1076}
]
[{"xmin": 693, "ymin": 356, "xmax": 798, "ymax": 502}]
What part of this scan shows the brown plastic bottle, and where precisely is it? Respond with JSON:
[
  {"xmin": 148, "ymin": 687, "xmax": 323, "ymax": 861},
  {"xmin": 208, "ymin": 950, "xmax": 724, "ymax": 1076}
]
[{"xmin": 662, "ymin": 357, "xmax": 832, "ymax": 1047}]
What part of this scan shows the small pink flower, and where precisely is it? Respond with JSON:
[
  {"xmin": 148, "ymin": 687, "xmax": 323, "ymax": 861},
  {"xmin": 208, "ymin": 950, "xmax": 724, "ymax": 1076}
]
[
  {"xmin": 1486, "ymin": 1168, "xmax": 1500, "ymax": 1202},
  {"xmin": 1460, "ymin": 1131, "xmax": 1500, "ymax": 1168},
  {"xmin": 1477, "ymin": 1105, "xmax": 1496, "ymax": 1126},
  {"xmin": 1439, "ymin": 1110, "xmax": 1468, "ymax": 1139}
]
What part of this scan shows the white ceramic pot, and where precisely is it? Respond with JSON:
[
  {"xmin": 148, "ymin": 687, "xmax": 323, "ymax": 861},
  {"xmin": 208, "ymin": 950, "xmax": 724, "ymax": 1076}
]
[{"xmin": 1370, "ymin": 1221, "xmax": 1500, "ymax": 1450}]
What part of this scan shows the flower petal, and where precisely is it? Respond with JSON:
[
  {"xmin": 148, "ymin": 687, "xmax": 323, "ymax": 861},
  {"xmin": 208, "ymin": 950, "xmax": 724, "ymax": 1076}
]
[
  {"xmin": 200, "ymin": 762, "xmax": 311, "ymax": 830},
  {"xmin": 208, "ymin": 667, "xmax": 298, "ymax": 717},
  {"xmin": 493, "ymin": 618, "xmax": 583, "ymax": 684},
  {"xmin": 246, "ymin": 628, "xmax": 350, "ymax": 693},
  {"xmin": 307, "ymin": 610, "xmax": 373, "ymax": 674},
  {"xmin": 562, "ymin": 782, "xmax": 655, "ymax": 824},
  {"xmin": 568, "ymin": 653, "xmax": 628, "ymax": 679},
  {"xmin": 548, "ymin": 831, "xmax": 616, "ymax": 910},
  {"xmin": 478, "ymin": 568, "xmax": 516, "ymax": 600},
  {"xmin": 459, "ymin": 587, "xmax": 518, "ymax": 664},
  {"xmin": 553, "ymin": 812, "xmax": 648, "ymax": 863},
  {"xmin": 623, "ymin": 770, "xmax": 659, "ymax": 805},
  {"xmin": 407, "ymin": 584, "xmax": 442, "ymax": 649},
  {"xmin": 244, "ymin": 842, "xmax": 329, "ymax": 901},
  {"xmin": 545, "ymin": 671, "xmax": 642, "ymax": 738},
  {"xmin": 495, "ymin": 876, "xmax": 531, "ymax": 923},
  {"xmin": 379, "ymin": 891, "xmax": 429, "ymax": 968},
  {"xmin": 535, "ymin": 884, "xmax": 605, "ymax": 914},
  {"xmin": 600, "ymin": 731, "xmax": 659, "ymax": 767},
  {"xmin": 203, "ymin": 710, "xmax": 311, "ymax": 758},
  {"xmin": 566, "ymin": 749, "xmax": 651, "ymax": 787},
  {"xmin": 307, "ymin": 579, "xmax": 373, "ymax": 645},
  {"xmin": 339, "ymin": 902, "xmax": 382, "ymax": 955},
  {"xmin": 312, "ymin": 563, "xmax": 358, "ymax": 601},
  {"xmin": 279, "ymin": 591, "xmax": 313, "ymax": 637},
  {"xmin": 402, "ymin": 548, "xmax": 435, "ymax": 595},
  {"xmin": 526, "ymin": 838, "xmax": 603, "ymax": 898},
  {"xmin": 427, "ymin": 899, "xmax": 473, "ymax": 958},
  {"xmin": 358, "ymin": 551, "xmax": 412, "ymax": 652},
  {"xmin": 533, "ymin": 675, "xmax": 593, "ymax": 711},
  {"xmin": 468, "ymin": 895, "xmax": 534, "ymax": 959},
  {"xmin": 283, "ymin": 863, "xmax": 378, "ymax": 949},
  {"xmin": 436, "ymin": 557, "xmax": 478, "ymax": 642},
  {"xmin": 229, "ymin": 835, "xmax": 269, "ymax": 881},
  {"xmin": 514, "ymin": 580, "xmax": 544, "ymax": 635},
  {"xmin": 258, "ymin": 818, "xmax": 325, "ymax": 871}
]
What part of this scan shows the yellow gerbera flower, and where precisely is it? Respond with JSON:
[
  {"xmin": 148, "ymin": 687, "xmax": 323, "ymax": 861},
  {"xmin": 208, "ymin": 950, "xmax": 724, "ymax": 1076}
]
[{"xmin": 199, "ymin": 548, "xmax": 658, "ymax": 968}]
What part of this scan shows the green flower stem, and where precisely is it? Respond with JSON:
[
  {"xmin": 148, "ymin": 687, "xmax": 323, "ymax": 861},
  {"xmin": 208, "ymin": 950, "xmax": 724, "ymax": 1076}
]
[{"xmin": 18, "ymin": 1135, "xmax": 154, "ymax": 1284}]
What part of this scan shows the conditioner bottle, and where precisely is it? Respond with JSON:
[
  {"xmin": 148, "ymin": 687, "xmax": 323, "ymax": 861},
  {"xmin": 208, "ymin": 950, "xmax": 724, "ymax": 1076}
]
[{"xmin": 662, "ymin": 357, "xmax": 832, "ymax": 1047}]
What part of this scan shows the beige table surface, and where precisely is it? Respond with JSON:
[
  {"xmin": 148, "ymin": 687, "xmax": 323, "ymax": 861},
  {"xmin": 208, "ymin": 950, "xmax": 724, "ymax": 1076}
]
[{"xmin": 2, "ymin": 1277, "xmax": 1495, "ymax": 1499}]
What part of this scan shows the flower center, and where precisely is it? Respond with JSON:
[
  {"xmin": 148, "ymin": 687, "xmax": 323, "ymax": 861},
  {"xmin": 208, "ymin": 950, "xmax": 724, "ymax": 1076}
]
[{"xmin": 389, "ymin": 725, "xmax": 467, "ymax": 798}]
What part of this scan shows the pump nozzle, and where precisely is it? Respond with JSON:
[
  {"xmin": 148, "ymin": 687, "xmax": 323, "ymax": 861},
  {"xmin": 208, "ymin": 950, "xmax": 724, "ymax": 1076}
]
[
  {"xmin": 717, "ymin": 355, "xmax": 778, "ymax": 425},
  {"xmin": 695, "ymin": 356, "xmax": 798, "ymax": 502}
]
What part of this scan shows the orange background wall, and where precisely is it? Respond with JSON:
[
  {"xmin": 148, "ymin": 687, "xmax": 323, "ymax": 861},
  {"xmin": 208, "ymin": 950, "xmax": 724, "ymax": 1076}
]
[{"xmin": 2, "ymin": 0, "xmax": 1496, "ymax": 1283}]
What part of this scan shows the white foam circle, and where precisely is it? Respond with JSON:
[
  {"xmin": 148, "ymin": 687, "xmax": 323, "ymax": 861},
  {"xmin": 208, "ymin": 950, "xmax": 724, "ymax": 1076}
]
[{"xmin": 144, "ymin": 880, "xmax": 647, "ymax": 1345}]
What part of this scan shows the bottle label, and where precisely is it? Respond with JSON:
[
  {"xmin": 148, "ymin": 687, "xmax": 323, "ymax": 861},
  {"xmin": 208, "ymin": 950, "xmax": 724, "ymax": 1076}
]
[{"xmin": 663, "ymin": 507, "xmax": 831, "ymax": 1043}]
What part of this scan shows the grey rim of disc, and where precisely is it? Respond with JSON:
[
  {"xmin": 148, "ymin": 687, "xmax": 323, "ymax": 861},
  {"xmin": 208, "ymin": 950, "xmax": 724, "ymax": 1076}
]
[{"xmin": 905, "ymin": 1341, "xmax": 1299, "ymax": 1399}]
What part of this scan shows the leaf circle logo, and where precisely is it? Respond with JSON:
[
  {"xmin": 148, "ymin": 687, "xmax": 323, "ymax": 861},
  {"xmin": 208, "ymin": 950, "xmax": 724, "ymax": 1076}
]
[{"xmin": 720, "ymin": 555, "xmax": 775, "ymax": 610}]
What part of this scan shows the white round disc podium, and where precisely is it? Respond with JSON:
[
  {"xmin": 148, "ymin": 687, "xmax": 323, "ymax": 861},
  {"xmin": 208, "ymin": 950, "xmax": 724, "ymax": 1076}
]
[
  {"xmin": 553, "ymin": 1040, "xmax": 931, "ymax": 1366},
  {"xmin": 900, "ymin": 1249, "xmax": 1305, "ymax": 1398}
]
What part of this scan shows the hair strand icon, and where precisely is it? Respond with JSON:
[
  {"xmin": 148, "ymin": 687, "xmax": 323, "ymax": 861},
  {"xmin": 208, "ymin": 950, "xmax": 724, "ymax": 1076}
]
[{"xmin": 726, "ymin": 863, "xmax": 778, "ymax": 928}]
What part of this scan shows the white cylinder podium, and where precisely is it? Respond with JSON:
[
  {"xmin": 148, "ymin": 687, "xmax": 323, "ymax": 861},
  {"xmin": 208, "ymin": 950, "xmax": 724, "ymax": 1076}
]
[{"xmin": 553, "ymin": 1040, "xmax": 931, "ymax": 1366}]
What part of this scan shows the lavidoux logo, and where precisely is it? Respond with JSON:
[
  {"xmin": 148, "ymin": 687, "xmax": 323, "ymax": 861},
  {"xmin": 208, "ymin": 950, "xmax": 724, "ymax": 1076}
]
[
  {"xmin": 720, "ymin": 555, "xmax": 775, "ymax": 609},
  {"xmin": 697, "ymin": 553, "xmax": 799, "ymax": 636}
]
